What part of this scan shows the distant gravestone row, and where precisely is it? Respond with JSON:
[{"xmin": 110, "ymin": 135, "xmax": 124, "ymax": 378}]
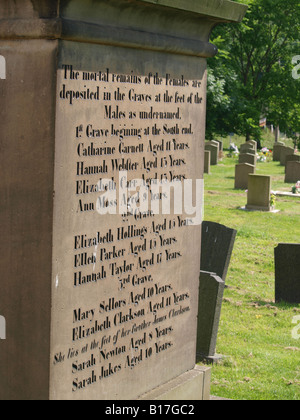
[
  {"xmin": 273, "ymin": 142, "xmax": 300, "ymax": 184},
  {"xmin": 204, "ymin": 140, "xmax": 223, "ymax": 173}
]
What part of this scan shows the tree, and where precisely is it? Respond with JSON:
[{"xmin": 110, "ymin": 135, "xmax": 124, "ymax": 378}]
[{"xmin": 207, "ymin": 0, "xmax": 300, "ymax": 142}]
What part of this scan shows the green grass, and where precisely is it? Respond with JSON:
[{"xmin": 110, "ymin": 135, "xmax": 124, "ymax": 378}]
[{"xmin": 202, "ymin": 153, "xmax": 300, "ymax": 400}]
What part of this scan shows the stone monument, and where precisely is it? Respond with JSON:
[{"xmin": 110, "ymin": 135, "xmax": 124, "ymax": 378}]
[
  {"xmin": 235, "ymin": 163, "xmax": 256, "ymax": 190},
  {"xmin": 0, "ymin": 0, "xmax": 247, "ymax": 400},
  {"xmin": 204, "ymin": 150, "xmax": 211, "ymax": 175},
  {"xmin": 285, "ymin": 161, "xmax": 300, "ymax": 183},
  {"xmin": 246, "ymin": 175, "xmax": 272, "ymax": 212},
  {"xmin": 280, "ymin": 146, "xmax": 295, "ymax": 166},
  {"xmin": 239, "ymin": 153, "xmax": 256, "ymax": 166},
  {"xmin": 205, "ymin": 142, "xmax": 219, "ymax": 166},
  {"xmin": 273, "ymin": 142, "xmax": 285, "ymax": 162},
  {"xmin": 275, "ymin": 244, "xmax": 300, "ymax": 304}
]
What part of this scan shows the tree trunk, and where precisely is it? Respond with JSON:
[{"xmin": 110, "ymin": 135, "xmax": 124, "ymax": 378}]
[{"xmin": 275, "ymin": 126, "xmax": 280, "ymax": 143}]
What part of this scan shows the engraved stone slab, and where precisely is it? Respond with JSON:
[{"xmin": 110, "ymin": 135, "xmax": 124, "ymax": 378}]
[{"xmin": 0, "ymin": 0, "xmax": 247, "ymax": 401}]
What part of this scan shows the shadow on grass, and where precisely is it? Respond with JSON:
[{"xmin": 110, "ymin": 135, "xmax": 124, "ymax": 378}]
[{"xmin": 253, "ymin": 300, "xmax": 299, "ymax": 310}]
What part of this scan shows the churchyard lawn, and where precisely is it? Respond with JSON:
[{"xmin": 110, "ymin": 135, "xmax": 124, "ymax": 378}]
[{"xmin": 203, "ymin": 154, "xmax": 300, "ymax": 400}]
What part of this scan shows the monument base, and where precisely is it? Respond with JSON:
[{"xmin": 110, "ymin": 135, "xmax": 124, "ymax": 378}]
[
  {"xmin": 241, "ymin": 206, "xmax": 280, "ymax": 213},
  {"xmin": 196, "ymin": 353, "xmax": 224, "ymax": 365},
  {"xmin": 138, "ymin": 366, "xmax": 211, "ymax": 401}
]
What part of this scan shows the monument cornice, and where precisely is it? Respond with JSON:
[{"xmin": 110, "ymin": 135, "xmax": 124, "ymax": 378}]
[{"xmin": 0, "ymin": 0, "xmax": 247, "ymax": 58}]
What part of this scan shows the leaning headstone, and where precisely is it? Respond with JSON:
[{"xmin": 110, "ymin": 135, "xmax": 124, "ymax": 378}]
[
  {"xmin": 196, "ymin": 272, "xmax": 225, "ymax": 364},
  {"xmin": 0, "ymin": 0, "xmax": 247, "ymax": 401},
  {"xmin": 273, "ymin": 143, "xmax": 285, "ymax": 162},
  {"xmin": 235, "ymin": 163, "xmax": 255, "ymax": 190},
  {"xmin": 200, "ymin": 221, "xmax": 237, "ymax": 283},
  {"xmin": 246, "ymin": 175, "xmax": 272, "ymax": 211},
  {"xmin": 197, "ymin": 222, "xmax": 237, "ymax": 364},
  {"xmin": 285, "ymin": 161, "xmax": 300, "ymax": 184},
  {"xmin": 280, "ymin": 146, "xmax": 295, "ymax": 166},
  {"xmin": 275, "ymin": 244, "xmax": 300, "ymax": 304},
  {"xmin": 204, "ymin": 150, "xmax": 211, "ymax": 175},
  {"xmin": 239, "ymin": 153, "xmax": 256, "ymax": 166},
  {"xmin": 205, "ymin": 143, "xmax": 219, "ymax": 165}
]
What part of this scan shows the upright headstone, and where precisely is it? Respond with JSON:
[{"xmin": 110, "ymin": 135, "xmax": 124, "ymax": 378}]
[
  {"xmin": 248, "ymin": 140, "xmax": 257, "ymax": 152},
  {"xmin": 246, "ymin": 175, "xmax": 272, "ymax": 211},
  {"xmin": 205, "ymin": 143, "xmax": 219, "ymax": 165},
  {"xmin": 285, "ymin": 155, "xmax": 300, "ymax": 174},
  {"xmin": 240, "ymin": 143, "xmax": 255, "ymax": 154},
  {"xmin": 239, "ymin": 153, "xmax": 256, "ymax": 166},
  {"xmin": 275, "ymin": 244, "xmax": 300, "ymax": 304},
  {"xmin": 285, "ymin": 161, "xmax": 300, "ymax": 183},
  {"xmin": 200, "ymin": 222, "xmax": 237, "ymax": 283},
  {"xmin": 235, "ymin": 163, "xmax": 255, "ymax": 190},
  {"xmin": 204, "ymin": 150, "xmax": 211, "ymax": 175},
  {"xmin": 0, "ymin": 0, "xmax": 247, "ymax": 401},
  {"xmin": 215, "ymin": 140, "xmax": 223, "ymax": 152},
  {"xmin": 273, "ymin": 142, "xmax": 285, "ymax": 162},
  {"xmin": 280, "ymin": 146, "xmax": 295, "ymax": 166}
]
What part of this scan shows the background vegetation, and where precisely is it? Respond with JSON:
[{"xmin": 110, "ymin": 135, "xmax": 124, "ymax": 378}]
[{"xmin": 206, "ymin": 0, "xmax": 300, "ymax": 146}]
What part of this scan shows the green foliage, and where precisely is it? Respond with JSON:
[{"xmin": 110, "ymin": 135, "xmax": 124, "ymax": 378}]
[{"xmin": 207, "ymin": 0, "xmax": 300, "ymax": 141}]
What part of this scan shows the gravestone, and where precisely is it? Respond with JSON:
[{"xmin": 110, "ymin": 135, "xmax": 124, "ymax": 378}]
[
  {"xmin": 239, "ymin": 153, "xmax": 256, "ymax": 166},
  {"xmin": 196, "ymin": 272, "xmax": 225, "ymax": 364},
  {"xmin": 215, "ymin": 140, "xmax": 223, "ymax": 152},
  {"xmin": 240, "ymin": 143, "xmax": 255, "ymax": 154},
  {"xmin": 0, "ymin": 0, "xmax": 247, "ymax": 401},
  {"xmin": 200, "ymin": 222, "xmax": 237, "ymax": 283},
  {"xmin": 205, "ymin": 143, "xmax": 219, "ymax": 166},
  {"xmin": 285, "ymin": 161, "xmax": 300, "ymax": 184},
  {"xmin": 275, "ymin": 244, "xmax": 300, "ymax": 304},
  {"xmin": 235, "ymin": 163, "xmax": 255, "ymax": 190},
  {"xmin": 248, "ymin": 140, "xmax": 257, "ymax": 152},
  {"xmin": 197, "ymin": 222, "xmax": 237, "ymax": 363},
  {"xmin": 204, "ymin": 150, "xmax": 211, "ymax": 175},
  {"xmin": 280, "ymin": 146, "xmax": 295, "ymax": 166},
  {"xmin": 285, "ymin": 155, "xmax": 300, "ymax": 174},
  {"xmin": 246, "ymin": 175, "xmax": 271, "ymax": 211},
  {"xmin": 273, "ymin": 142, "xmax": 285, "ymax": 162}
]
